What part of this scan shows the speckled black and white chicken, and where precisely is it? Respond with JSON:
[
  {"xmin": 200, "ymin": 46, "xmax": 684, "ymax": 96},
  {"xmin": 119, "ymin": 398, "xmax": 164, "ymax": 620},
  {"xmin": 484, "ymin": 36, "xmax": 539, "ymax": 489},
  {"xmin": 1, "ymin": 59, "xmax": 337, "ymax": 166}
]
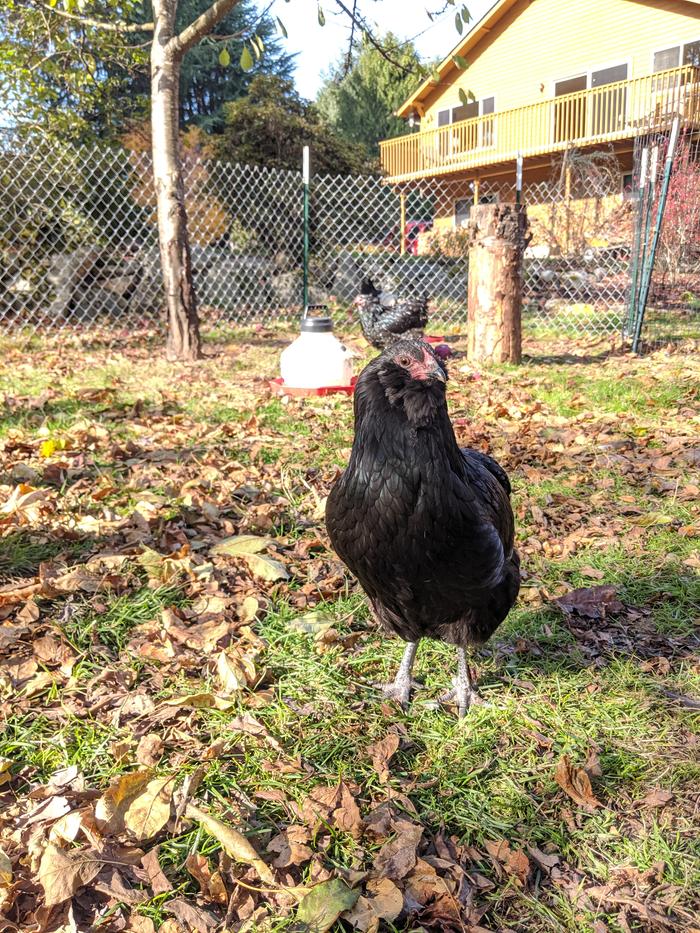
[{"xmin": 355, "ymin": 278, "xmax": 429, "ymax": 349}]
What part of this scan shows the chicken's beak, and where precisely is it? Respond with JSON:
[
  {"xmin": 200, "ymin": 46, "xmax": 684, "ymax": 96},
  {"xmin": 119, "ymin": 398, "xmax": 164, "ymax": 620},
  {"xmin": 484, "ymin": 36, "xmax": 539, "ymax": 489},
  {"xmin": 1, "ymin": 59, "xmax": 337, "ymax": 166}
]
[
  {"xmin": 426, "ymin": 359, "xmax": 446, "ymax": 383},
  {"xmin": 420, "ymin": 347, "xmax": 447, "ymax": 383}
]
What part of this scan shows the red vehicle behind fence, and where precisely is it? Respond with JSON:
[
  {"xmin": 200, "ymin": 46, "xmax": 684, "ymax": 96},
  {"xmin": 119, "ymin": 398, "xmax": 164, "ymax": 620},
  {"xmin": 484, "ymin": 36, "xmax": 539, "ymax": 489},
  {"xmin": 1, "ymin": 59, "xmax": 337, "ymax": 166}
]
[{"xmin": 382, "ymin": 220, "xmax": 433, "ymax": 255}]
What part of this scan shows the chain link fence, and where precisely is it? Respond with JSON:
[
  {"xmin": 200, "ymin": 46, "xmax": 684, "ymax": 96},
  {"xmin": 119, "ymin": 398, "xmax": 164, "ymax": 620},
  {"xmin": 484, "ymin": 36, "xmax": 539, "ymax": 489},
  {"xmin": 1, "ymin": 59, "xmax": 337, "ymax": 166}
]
[{"xmin": 1, "ymin": 130, "xmax": 698, "ymax": 342}]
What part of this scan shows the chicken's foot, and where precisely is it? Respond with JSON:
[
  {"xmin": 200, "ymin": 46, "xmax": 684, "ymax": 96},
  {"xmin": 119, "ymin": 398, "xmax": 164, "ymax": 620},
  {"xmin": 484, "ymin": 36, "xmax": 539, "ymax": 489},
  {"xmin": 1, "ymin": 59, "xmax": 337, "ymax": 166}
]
[
  {"xmin": 439, "ymin": 647, "xmax": 482, "ymax": 717},
  {"xmin": 375, "ymin": 641, "xmax": 420, "ymax": 708}
]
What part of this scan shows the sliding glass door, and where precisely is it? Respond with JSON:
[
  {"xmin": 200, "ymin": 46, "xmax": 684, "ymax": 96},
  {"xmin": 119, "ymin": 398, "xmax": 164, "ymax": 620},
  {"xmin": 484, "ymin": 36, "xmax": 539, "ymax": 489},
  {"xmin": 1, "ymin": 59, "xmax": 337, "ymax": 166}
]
[
  {"xmin": 554, "ymin": 75, "xmax": 587, "ymax": 142},
  {"xmin": 591, "ymin": 63, "xmax": 628, "ymax": 134}
]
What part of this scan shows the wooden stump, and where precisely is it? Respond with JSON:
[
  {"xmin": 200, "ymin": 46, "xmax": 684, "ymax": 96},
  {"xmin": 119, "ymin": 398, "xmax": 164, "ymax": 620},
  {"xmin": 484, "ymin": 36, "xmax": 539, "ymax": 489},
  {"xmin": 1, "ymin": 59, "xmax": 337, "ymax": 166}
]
[{"xmin": 467, "ymin": 203, "xmax": 527, "ymax": 365}]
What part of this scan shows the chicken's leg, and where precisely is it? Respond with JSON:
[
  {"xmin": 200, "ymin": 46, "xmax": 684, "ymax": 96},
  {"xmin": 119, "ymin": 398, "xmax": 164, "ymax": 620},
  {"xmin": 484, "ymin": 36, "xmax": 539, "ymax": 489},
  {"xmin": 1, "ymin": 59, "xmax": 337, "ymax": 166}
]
[
  {"xmin": 376, "ymin": 641, "xmax": 420, "ymax": 708},
  {"xmin": 440, "ymin": 647, "xmax": 481, "ymax": 717}
]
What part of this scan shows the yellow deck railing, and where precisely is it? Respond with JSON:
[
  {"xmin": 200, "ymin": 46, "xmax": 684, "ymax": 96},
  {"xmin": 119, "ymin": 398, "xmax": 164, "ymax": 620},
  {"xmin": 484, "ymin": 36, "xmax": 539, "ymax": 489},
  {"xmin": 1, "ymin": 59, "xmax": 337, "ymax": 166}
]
[{"xmin": 380, "ymin": 65, "xmax": 700, "ymax": 182}]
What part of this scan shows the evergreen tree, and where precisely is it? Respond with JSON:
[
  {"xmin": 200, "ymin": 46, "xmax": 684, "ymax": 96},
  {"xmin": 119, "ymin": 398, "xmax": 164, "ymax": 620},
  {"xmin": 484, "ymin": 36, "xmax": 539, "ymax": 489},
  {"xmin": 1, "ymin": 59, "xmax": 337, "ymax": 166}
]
[
  {"xmin": 316, "ymin": 33, "xmax": 426, "ymax": 157},
  {"xmin": 215, "ymin": 75, "xmax": 372, "ymax": 174}
]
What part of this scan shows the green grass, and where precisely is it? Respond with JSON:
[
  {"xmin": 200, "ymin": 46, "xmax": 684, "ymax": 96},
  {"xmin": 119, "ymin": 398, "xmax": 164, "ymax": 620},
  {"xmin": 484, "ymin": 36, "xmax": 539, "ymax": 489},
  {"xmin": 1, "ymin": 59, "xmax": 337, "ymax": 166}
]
[
  {"xmin": 0, "ymin": 531, "xmax": 94, "ymax": 580},
  {"xmin": 512, "ymin": 363, "xmax": 698, "ymax": 419},
  {"xmin": 1, "ymin": 329, "xmax": 698, "ymax": 931},
  {"xmin": 61, "ymin": 584, "xmax": 189, "ymax": 656},
  {"xmin": 0, "ymin": 714, "xmax": 129, "ymax": 786},
  {"xmin": 142, "ymin": 591, "xmax": 699, "ymax": 930}
]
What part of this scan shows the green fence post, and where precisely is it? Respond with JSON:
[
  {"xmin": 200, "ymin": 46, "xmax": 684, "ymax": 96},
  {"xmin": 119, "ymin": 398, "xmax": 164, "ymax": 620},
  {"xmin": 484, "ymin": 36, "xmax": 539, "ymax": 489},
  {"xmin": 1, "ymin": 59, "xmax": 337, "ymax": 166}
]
[
  {"xmin": 632, "ymin": 117, "xmax": 680, "ymax": 353},
  {"xmin": 625, "ymin": 145, "xmax": 648, "ymax": 339}
]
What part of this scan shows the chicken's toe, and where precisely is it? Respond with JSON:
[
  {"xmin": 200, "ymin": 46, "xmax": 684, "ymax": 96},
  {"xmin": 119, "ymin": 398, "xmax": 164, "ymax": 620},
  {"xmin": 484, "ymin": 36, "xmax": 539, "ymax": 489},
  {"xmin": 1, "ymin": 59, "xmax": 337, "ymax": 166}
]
[
  {"xmin": 439, "ymin": 683, "xmax": 484, "ymax": 717},
  {"xmin": 375, "ymin": 676, "xmax": 422, "ymax": 708}
]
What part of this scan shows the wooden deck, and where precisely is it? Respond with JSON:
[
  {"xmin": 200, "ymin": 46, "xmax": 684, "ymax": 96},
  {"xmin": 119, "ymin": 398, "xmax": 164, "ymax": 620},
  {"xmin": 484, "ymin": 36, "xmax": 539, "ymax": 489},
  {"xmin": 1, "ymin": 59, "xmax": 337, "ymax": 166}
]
[{"xmin": 380, "ymin": 66, "xmax": 700, "ymax": 183}]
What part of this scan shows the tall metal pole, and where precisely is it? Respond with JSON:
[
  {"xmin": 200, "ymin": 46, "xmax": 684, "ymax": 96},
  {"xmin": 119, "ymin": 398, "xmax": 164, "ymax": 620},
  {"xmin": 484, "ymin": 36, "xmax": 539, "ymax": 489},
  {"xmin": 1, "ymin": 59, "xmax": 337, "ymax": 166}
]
[
  {"xmin": 636, "ymin": 144, "xmax": 659, "ymax": 327},
  {"xmin": 625, "ymin": 145, "xmax": 649, "ymax": 338},
  {"xmin": 399, "ymin": 192, "xmax": 407, "ymax": 255},
  {"xmin": 515, "ymin": 152, "xmax": 523, "ymax": 206},
  {"xmin": 632, "ymin": 117, "xmax": 680, "ymax": 353},
  {"xmin": 302, "ymin": 145, "xmax": 310, "ymax": 315}
]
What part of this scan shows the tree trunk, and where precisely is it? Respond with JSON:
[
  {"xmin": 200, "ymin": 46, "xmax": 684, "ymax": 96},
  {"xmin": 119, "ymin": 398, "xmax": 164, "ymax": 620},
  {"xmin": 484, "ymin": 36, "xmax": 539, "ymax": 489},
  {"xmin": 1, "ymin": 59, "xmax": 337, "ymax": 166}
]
[
  {"xmin": 466, "ymin": 203, "xmax": 527, "ymax": 365},
  {"xmin": 151, "ymin": 0, "xmax": 201, "ymax": 361}
]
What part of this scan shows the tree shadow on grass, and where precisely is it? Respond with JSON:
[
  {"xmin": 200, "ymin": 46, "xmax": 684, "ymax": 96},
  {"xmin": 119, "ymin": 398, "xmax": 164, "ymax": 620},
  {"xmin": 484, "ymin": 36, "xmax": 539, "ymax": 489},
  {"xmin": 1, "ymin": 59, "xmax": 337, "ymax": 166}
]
[
  {"xmin": 522, "ymin": 347, "xmax": 617, "ymax": 366},
  {"xmin": 219, "ymin": 333, "xmax": 293, "ymax": 351},
  {"xmin": 0, "ymin": 528, "xmax": 99, "ymax": 584},
  {"xmin": 0, "ymin": 392, "xmax": 186, "ymax": 437}
]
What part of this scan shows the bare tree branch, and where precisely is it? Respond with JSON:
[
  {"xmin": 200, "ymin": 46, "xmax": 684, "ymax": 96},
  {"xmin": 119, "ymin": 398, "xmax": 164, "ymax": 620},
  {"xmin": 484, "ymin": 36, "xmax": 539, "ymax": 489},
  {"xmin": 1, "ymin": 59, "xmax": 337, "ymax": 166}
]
[
  {"xmin": 202, "ymin": 0, "xmax": 275, "ymax": 43},
  {"xmin": 170, "ymin": 0, "xmax": 241, "ymax": 57},
  {"xmin": 344, "ymin": 0, "xmax": 358, "ymax": 73},
  {"xmin": 330, "ymin": 0, "xmax": 413, "ymax": 74}
]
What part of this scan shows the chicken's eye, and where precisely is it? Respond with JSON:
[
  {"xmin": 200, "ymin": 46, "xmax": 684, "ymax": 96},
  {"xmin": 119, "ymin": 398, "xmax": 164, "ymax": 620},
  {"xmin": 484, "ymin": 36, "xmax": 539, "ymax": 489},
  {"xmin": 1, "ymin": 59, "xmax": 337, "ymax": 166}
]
[{"xmin": 397, "ymin": 355, "xmax": 412, "ymax": 368}]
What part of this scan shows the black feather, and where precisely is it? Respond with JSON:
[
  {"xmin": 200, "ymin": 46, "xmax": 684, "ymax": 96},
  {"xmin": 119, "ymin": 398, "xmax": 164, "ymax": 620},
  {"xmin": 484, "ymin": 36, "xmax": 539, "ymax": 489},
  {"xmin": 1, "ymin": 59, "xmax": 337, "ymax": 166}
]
[
  {"xmin": 326, "ymin": 338, "xmax": 519, "ymax": 649},
  {"xmin": 356, "ymin": 280, "xmax": 429, "ymax": 349}
]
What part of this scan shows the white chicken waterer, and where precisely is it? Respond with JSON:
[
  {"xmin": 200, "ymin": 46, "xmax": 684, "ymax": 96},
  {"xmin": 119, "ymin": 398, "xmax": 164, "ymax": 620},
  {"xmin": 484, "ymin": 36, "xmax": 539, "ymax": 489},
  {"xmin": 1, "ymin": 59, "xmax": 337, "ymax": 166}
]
[{"xmin": 275, "ymin": 311, "xmax": 355, "ymax": 397}]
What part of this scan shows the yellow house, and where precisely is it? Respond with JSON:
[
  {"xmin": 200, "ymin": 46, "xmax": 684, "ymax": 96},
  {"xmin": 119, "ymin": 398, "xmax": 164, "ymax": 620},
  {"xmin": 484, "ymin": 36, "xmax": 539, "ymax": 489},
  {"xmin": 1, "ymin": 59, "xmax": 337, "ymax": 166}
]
[{"xmin": 380, "ymin": 0, "xmax": 700, "ymax": 231}]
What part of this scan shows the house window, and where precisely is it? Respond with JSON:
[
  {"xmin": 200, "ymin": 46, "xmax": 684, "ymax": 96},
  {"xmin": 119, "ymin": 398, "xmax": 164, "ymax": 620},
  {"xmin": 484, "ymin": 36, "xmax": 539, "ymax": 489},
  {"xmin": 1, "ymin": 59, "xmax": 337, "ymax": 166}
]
[
  {"xmin": 653, "ymin": 40, "xmax": 700, "ymax": 72},
  {"xmin": 683, "ymin": 40, "xmax": 700, "ymax": 67},
  {"xmin": 454, "ymin": 193, "xmax": 499, "ymax": 228},
  {"xmin": 454, "ymin": 198, "xmax": 471, "ymax": 227},
  {"xmin": 554, "ymin": 75, "xmax": 588, "ymax": 142},
  {"xmin": 554, "ymin": 64, "xmax": 628, "ymax": 141},
  {"xmin": 438, "ymin": 109, "xmax": 450, "ymax": 127},
  {"xmin": 481, "ymin": 97, "xmax": 495, "ymax": 146},
  {"xmin": 654, "ymin": 46, "xmax": 680, "ymax": 72},
  {"xmin": 449, "ymin": 96, "xmax": 496, "ymax": 149},
  {"xmin": 591, "ymin": 63, "xmax": 628, "ymax": 135},
  {"xmin": 591, "ymin": 63, "xmax": 628, "ymax": 87},
  {"xmin": 452, "ymin": 102, "xmax": 478, "ymax": 122},
  {"xmin": 450, "ymin": 97, "xmax": 494, "ymax": 123},
  {"xmin": 621, "ymin": 172, "xmax": 636, "ymax": 200}
]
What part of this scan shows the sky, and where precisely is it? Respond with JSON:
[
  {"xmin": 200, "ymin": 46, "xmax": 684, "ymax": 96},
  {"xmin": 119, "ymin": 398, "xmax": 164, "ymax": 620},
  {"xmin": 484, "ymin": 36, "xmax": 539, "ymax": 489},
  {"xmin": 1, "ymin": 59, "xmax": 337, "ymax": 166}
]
[{"xmin": 270, "ymin": 0, "xmax": 495, "ymax": 99}]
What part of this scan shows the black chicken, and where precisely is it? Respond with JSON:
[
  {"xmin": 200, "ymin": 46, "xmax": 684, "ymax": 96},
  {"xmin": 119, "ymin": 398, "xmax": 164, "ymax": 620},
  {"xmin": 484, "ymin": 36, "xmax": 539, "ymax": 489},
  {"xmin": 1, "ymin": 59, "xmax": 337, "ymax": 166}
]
[
  {"xmin": 325, "ymin": 338, "xmax": 519, "ymax": 716},
  {"xmin": 355, "ymin": 278, "xmax": 429, "ymax": 350}
]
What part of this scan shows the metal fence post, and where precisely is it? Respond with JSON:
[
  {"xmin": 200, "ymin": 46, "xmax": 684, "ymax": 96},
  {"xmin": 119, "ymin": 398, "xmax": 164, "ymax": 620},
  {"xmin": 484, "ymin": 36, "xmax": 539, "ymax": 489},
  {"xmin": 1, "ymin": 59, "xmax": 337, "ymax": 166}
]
[
  {"xmin": 302, "ymin": 145, "xmax": 310, "ymax": 314},
  {"xmin": 625, "ymin": 145, "xmax": 649, "ymax": 338},
  {"xmin": 632, "ymin": 117, "xmax": 681, "ymax": 353},
  {"xmin": 400, "ymin": 193, "xmax": 407, "ymax": 255}
]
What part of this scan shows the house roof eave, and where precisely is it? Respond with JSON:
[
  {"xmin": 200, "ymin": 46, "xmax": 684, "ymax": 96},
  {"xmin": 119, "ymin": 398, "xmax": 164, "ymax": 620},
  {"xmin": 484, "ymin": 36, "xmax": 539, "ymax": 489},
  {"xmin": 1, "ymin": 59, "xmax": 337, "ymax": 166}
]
[
  {"xmin": 395, "ymin": 0, "xmax": 700, "ymax": 119},
  {"xmin": 395, "ymin": 0, "xmax": 518, "ymax": 118}
]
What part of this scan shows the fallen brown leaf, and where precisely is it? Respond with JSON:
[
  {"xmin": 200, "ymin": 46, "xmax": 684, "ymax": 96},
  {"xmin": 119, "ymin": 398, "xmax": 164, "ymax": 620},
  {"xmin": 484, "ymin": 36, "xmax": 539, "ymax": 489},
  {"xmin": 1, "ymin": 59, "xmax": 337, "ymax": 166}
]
[
  {"xmin": 185, "ymin": 852, "xmax": 228, "ymax": 903},
  {"xmin": 343, "ymin": 877, "xmax": 403, "ymax": 931},
  {"xmin": 135, "ymin": 734, "xmax": 164, "ymax": 768},
  {"xmin": 165, "ymin": 896, "xmax": 218, "ymax": 931},
  {"xmin": 555, "ymin": 585, "xmax": 623, "ymax": 619},
  {"xmin": 638, "ymin": 788, "xmax": 674, "ymax": 809},
  {"xmin": 333, "ymin": 782, "xmax": 363, "ymax": 837},
  {"xmin": 485, "ymin": 839, "xmax": 530, "ymax": 885},
  {"xmin": 184, "ymin": 802, "xmax": 274, "ymax": 884},
  {"xmin": 37, "ymin": 843, "xmax": 103, "ymax": 907},
  {"xmin": 367, "ymin": 732, "xmax": 400, "ymax": 783},
  {"xmin": 554, "ymin": 755, "xmax": 602, "ymax": 811},
  {"xmin": 266, "ymin": 825, "xmax": 313, "ymax": 868},
  {"xmin": 93, "ymin": 770, "xmax": 164, "ymax": 837},
  {"xmin": 373, "ymin": 821, "xmax": 423, "ymax": 880}
]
